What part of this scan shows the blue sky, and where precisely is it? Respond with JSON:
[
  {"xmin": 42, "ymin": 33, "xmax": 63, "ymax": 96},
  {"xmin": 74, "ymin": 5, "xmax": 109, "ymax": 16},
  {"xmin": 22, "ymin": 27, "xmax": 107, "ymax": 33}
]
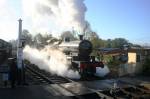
[
  {"xmin": 85, "ymin": 0, "xmax": 150, "ymax": 44},
  {"xmin": 0, "ymin": 0, "xmax": 150, "ymax": 45}
]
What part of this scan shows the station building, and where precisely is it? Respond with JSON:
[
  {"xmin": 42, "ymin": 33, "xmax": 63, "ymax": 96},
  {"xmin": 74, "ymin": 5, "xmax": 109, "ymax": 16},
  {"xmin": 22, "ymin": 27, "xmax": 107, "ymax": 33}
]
[{"xmin": 98, "ymin": 47, "xmax": 150, "ymax": 76}]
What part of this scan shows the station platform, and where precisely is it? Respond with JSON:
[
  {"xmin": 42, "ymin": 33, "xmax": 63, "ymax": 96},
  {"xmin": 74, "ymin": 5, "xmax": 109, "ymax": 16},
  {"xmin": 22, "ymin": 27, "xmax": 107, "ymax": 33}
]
[
  {"xmin": 0, "ymin": 83, "xmax": 97, "ymax": 99},
  {"xmin": 0, "ymin": 85, "xmax": 72, "ymax": 99},
  {"xmin": 0, "ymin": 77, "xmax": 149, "ymax": 99}
]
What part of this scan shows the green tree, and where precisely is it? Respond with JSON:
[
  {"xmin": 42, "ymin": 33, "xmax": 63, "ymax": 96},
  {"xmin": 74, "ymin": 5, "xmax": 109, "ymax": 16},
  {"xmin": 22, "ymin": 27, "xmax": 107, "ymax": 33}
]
[
  {"xmin": 91, "ymin": 38, "xmax": 100, "ymax": 49},
  {"xmin": 22, "ymin": 29, "xmax": 33, "ymax": 45},
  {"xmin": 106, "ymin": 39, "xmax": 112, "ymax": 48},
  {"xmin": 111, "ymin": 38, "xmax": 129, "ymax": 48}
]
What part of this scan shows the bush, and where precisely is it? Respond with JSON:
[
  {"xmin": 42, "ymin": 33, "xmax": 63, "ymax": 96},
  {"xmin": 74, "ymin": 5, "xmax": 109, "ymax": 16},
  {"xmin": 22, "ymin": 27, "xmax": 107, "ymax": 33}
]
[
  {"xmin": 105, "ymin": 55, "xmax": 120, "ymax": 66},
  {"xmin": 142, "ymin": 57, "xmax": 150, "ymax": 76}
]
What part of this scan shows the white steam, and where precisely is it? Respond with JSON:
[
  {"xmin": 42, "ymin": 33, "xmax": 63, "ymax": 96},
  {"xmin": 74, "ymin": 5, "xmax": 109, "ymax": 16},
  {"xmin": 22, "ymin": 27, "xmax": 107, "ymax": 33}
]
[
  {"xmin": 22, "ymin": 0, "xmax": 90, "ymax": 35},
  {"xmin": 95, "ymin": 66, "xmax": 110, "ymax": 77},
  {"xmin": 23, "ymin": 45, "xmax": 80, "ymax": 79}
]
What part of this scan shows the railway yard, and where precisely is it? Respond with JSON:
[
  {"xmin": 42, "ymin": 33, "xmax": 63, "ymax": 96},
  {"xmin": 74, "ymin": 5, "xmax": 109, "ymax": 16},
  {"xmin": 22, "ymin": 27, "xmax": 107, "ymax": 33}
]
[
  {"xmin": 0, "ymin": 63, "xmax": 149, "ymax": 99},
  {"xmin": 1, "ymin": 0, "xmax": 150, "ymax": 98},
  {"xmin": 0, "ymin": 23, "xmax": 150, "ymax": 98}
]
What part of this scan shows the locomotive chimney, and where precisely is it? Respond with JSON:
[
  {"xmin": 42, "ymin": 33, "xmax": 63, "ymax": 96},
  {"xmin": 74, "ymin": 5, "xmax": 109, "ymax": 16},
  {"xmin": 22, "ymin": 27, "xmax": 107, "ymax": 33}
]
[{"xmin": 79, "ymin": 35, "xmax": 83, "ymax": 40}]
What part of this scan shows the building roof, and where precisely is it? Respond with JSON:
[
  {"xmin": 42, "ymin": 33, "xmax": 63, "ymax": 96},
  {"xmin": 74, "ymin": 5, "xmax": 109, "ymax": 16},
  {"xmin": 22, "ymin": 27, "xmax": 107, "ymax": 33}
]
[
  {"xmin": 97, "ymin": 48, "xmax": 124, "ymax": 55},
  {"xmin": 59, "ymin": 40, "xmax": 81, "ymax": 47},
  {"xmin": 128, "ymin": 48, "xmax": 150, "ymax": 52},
  {"xmin": 0, "ymin": 39, "xmax": 11, "ymax": 48},
  {"xmin": 97, "ymin": 47, "xmax": 150, "ymax": 55}
]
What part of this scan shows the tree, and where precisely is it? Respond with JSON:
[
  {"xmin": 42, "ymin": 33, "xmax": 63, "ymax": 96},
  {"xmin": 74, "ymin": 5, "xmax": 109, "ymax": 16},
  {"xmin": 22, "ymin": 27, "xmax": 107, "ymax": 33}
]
[
  {"xmin": 106, "ymin": 39, "xmax": 112, "ymax": 48},
  {"xmin": 91, "ymin": 32, "xmax": 99, "ymax": 39},
  {"xmin": 91, "ymin": 38, "xmax": 100, "ymax": 49},
  {"xmin": 61, "ymin": 31, "xmax": 75, "ymax": 42},
  {"xmin": 22, "ymin": 29, "xmax": 32, "ymax": 45},
  {"xmin": 111, "ymin": 38, "xmax": 129, "ymax": 48},
  {"xmin": 34, "ymin": 33, "xmax": 44, "ymax": 44},
  {"xmin": 42, "ymin": 33, "xmax": 53, "ymax": 44}
]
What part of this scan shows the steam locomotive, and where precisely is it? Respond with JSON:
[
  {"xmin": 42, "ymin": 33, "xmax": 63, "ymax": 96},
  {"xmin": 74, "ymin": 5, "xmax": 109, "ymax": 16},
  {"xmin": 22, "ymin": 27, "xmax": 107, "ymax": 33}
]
[
  {"xmin": 71, "ymin": 40, "xmax": 104, "ymax": 77},
  {"xmin": 60, "ymin": 36, "xmax": 104, "ymax": 77}
]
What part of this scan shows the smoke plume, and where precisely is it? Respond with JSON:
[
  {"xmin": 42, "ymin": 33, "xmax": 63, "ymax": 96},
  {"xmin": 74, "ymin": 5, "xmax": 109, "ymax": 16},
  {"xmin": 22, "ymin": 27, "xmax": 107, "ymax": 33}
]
[
  {"xmin": 23, "ymin": 45, "xmax": 80, "ymax": 79},
  {"xmin": 22, "ymin": 0, "xmax": 91, "ymax": 35}
]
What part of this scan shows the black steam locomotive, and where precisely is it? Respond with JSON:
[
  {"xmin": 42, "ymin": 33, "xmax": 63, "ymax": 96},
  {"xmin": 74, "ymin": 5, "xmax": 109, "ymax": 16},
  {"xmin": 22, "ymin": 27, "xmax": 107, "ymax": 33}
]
[
  {"xmin": 60, "ymin": 35, "xmax": 104, "ymax": 78},
  {"xmin": 67, "ymin": 37, "xmax": 104, "ymax": 77}
]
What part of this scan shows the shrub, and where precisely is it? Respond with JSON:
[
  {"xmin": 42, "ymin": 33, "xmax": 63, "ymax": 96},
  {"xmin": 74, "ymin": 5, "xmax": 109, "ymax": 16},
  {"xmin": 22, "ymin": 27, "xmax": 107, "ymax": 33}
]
[{"xmin": 142, "ymin": 57, "xmax": 150, "ymax": 76}]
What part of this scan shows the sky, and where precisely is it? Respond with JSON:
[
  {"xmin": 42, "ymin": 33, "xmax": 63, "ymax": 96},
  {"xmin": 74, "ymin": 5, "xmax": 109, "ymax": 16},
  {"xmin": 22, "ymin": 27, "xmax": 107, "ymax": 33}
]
[
  {"xmin": 0, "ymin": 0, "xmax": 150, "ymax": 45},
  {"xmin": 85, "ymin": 0, "xmax": 150, "ymax": 45}
]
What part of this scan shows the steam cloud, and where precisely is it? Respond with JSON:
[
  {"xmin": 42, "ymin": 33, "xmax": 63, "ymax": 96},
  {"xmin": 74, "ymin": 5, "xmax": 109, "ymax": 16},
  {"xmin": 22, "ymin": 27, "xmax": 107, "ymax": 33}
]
[
  {"xmin": 95, "ymin": 66, "xmax": 110, "ymax": 77},
  {"xmin": 22, "ymin": 0, "xmax": 109, "ymax": 78},
  {"xmin": 23, "ymin": 45, "xmax": 80, "ymax": 79},
  {"xmin": 22, "ymin": 0, "xmax": 91, "ymax": 35},
  {"xmin": 23, "ymin": 45, "xmax": 109, "ymax": 78}
]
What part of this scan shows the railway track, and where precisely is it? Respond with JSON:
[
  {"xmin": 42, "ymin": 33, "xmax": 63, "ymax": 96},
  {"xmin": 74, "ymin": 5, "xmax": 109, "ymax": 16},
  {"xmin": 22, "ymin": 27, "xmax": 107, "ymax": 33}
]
[
  {"xmin": 25, "ymin": 63, "xmax": 104, "ymax": 99},
  {"xmin": 25, "ymin": 64, "xmax": 72, "ymax": 85},
  {"xmin": 24, "ymin": 63, "xmax": 150, "ymax": 99}
]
